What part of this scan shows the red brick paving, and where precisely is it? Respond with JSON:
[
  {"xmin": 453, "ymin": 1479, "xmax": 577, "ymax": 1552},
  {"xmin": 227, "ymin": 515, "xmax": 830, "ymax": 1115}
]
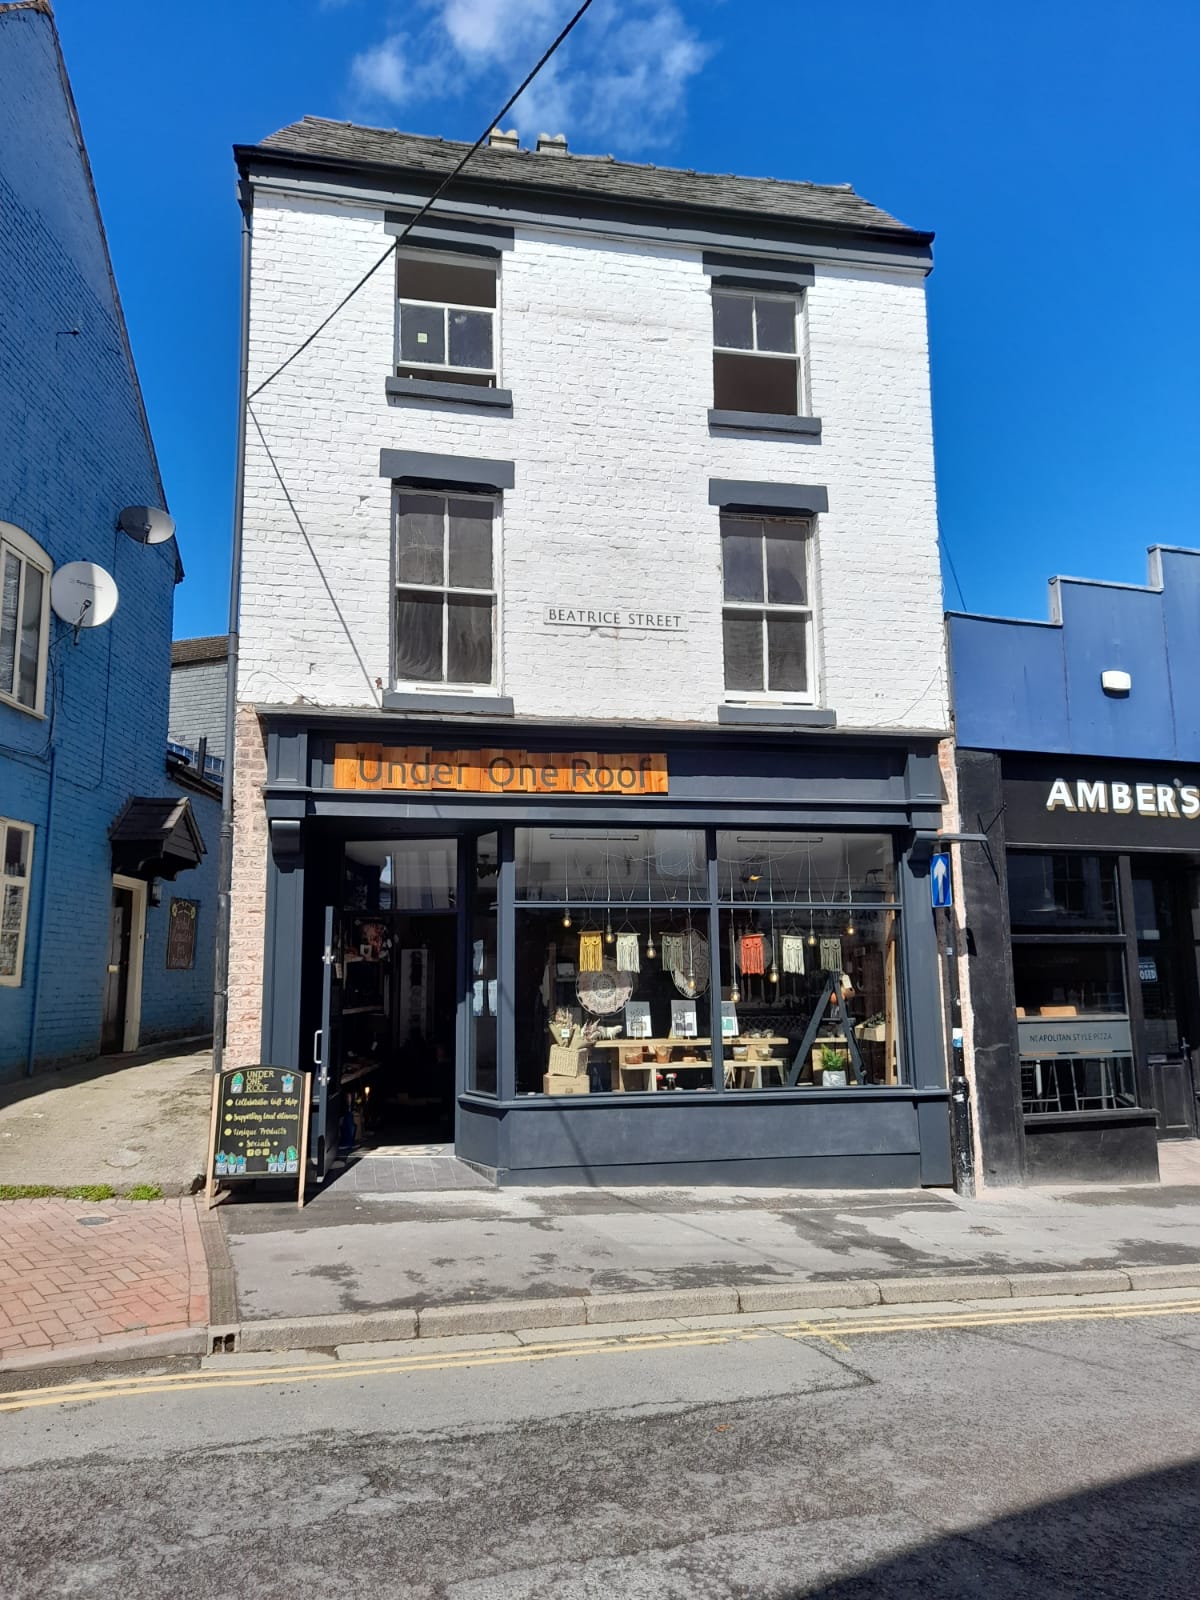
[{"xmin": 0, "ymin": 1198, "xmax": 209, "ymax": 1361}]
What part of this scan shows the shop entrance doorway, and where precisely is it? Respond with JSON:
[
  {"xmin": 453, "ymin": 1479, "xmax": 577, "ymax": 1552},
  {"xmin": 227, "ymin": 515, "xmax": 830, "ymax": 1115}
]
[
  {"xmin": 313, "ymin": 839, "xmax": 461, "ymax": 1177},
  {"xmin": 1131, "ymin": 860, "xmax": 1199, "ymax": 1140}
]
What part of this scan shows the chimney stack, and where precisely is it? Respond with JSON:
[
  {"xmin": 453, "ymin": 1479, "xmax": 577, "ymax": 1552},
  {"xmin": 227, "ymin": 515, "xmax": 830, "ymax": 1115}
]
[
  {"xmin": 487, "ymin": 127, "xmax": 519, "ymax": 151},
  {"xmin": 536, "ymin": 132, "xmax": 568, "ymax": 156}
]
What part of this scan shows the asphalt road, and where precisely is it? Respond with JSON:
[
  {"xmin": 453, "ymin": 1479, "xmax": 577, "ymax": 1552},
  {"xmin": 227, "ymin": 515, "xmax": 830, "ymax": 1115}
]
[{"xmin": 3, "ymin": 1294, "xmax": 1200, "ymax": 1598}]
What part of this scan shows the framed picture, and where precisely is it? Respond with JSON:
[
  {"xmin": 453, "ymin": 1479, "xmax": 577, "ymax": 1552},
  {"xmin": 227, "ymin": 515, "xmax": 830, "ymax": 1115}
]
[
  {"xmin": 624, "ymin": 1002, "xmax": 652, "ymax": 1039},
  {"xmin": 670, "ymin": 1000, "xmax": 698, "ymax": 1039},
  {"xmin": 720, "ymin": 1001, "xmax": 739, "ymax": 1039}
]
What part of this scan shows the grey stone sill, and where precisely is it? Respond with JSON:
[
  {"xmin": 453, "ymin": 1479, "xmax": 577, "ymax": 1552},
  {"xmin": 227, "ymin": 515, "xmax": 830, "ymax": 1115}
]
[
  {"xmin": 386, "ymin": 376, "xmax": 513, "ymax": 410},
  {"xmin": 718, "ymin": 704, "xmax": 837, "ymax": 728},
  {"xmin": 708, "ymin": 409, "xmax": 822, "ymax": 438},
  {"xmin": 382, "ymin": 690, "xmax": 515, "ymax": 717}
]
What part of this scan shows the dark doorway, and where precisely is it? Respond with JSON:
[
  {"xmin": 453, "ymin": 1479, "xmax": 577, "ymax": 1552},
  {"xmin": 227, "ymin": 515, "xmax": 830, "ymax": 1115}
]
[
  {"xmin": 100, "ymin": 885, "xmax": 134, "ymax": 1053},
  {"xmin": 1131, "ymin": 861, "xmax": 1199, "ymax": 1139}
]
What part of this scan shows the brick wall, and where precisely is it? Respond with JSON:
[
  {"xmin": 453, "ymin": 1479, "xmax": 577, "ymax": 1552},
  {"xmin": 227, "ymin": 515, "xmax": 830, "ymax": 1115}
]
[
  {"xmin": 238, "ymin": 192, "xmax": 947, "ymax": 730},
  {"xmin": 225, "ymin": 705, "xmax": 269, "ymax": 1067}
]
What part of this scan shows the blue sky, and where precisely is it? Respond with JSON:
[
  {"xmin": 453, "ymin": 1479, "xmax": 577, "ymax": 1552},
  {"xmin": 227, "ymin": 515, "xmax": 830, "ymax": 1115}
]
[{"xmin": 56, "ymin": 0, "xmax": 1200, "ymax": 638}]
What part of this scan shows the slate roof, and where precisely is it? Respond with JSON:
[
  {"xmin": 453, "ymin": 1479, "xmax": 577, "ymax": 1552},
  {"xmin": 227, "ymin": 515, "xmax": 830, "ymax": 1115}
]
[
  {"xmin": 172, "ymin": 635, "xmax": 227, "ymax": 667},
  {"xmin": 110, "ymin": 796, "xmax": 206, "ymax": 881},
  {"xmin": 248, "ymin": 117, "xmax": 929, "ymax": 242}
]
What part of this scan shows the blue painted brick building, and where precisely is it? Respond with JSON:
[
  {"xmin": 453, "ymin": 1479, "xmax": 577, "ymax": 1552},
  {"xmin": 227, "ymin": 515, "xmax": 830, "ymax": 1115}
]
[
  {"xmin": 948, "ymin": 547, "xmax": 1200, "ymax": 1187},
  {"xmin": 0, "ymin": 4, "xmax": 218, "ymax": 1080}
]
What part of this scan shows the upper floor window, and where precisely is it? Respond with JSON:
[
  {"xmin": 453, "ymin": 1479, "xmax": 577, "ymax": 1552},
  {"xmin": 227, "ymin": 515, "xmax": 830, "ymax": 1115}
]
[
  {"xmin": 396, "ymin": 253, "xmax": 497, "ymax": 388},
  {"xmin": 394, "ymin": 492, "xmax": 497, "ymax": 687},
  {"xmin": 712, "ymin": 290, "xmax": 802, "ymax": 416},
  {"xmin": 721, "ymin": 513, "xmax": 815, "ymax": 698},
  {"xmin": 0, "ymin": 817, "xmax": 34, "ymax": 985},
  {"xmin": 0, "ymin": 522, "xmax": 51, "ymax": 715}
]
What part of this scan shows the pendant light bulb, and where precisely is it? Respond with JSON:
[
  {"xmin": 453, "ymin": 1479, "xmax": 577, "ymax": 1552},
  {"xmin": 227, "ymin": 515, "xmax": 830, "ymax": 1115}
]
[
  {"xmin": 807, "ymin": 930, "xmax": 818, "ymax": 948},
  {"xmin": 768, "ymin": 964, "xmax": 780, "ymax": 986},
  {"xmin": 562, "ymin": 909, "xmax": 572, "ymax": 929},
  {"xmin": 845, "ymin": 918, "xmax": 855, "ymax": 936},
  {"xmin": 730, "ymin": 984, "xmax": 741, "ymax": 1004},
  {"xmin": 604, "ymin": 921, "xmax": 615, "ymax": 946},
  {"xmin": 645, "ymin": 936, "xmax": 656, "ymax": 960}
]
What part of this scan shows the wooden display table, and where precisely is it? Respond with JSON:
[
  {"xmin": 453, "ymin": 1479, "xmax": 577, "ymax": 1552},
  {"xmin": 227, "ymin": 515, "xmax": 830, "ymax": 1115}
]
[{"xmin": 592, "ymin": 1037, "xmax": 789, "ymax": 1092}]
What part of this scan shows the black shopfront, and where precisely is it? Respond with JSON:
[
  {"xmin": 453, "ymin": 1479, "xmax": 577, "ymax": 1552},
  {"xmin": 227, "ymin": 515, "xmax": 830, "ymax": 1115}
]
[
  {"xmin": 259, "ymin": 714, "xmax": 952, "ymax": 1188},
  {"xmin": 958, "ymin": 751, "xmax": 1200, "ymax": 1186}
]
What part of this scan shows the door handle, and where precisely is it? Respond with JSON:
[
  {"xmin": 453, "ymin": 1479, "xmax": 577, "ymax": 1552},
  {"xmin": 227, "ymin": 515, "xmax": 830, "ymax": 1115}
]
[
  {"xmin": 107, "ymin": 964, "xmax": 120, "ymax": 974},
  {"xmin": 313, "ymin": 1029, "xmax": 323, "ymax": 1067}
]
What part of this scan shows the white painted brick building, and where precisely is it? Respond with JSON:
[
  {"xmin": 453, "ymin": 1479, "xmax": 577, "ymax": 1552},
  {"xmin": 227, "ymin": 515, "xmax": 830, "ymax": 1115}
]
[{"xmin": 225, "ymin": 120, "xmax": 953, "ymax": 1190}]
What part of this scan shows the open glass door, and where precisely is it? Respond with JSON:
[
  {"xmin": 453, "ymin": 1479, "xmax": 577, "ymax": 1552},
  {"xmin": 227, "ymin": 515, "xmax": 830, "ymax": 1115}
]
[{"xmin": 313, "ymin": 905, "xmax": 344, "ymax": 1179}]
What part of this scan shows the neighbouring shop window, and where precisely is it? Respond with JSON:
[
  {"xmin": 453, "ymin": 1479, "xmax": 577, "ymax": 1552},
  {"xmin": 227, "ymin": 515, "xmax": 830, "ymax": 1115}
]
[
  {"xmin": 0, "ymin": 522, "xmax": 51, "ymax": 715},
  {"xmin": 393, "ymin": 493, "xmax": 496, "ymax": 686},
  {"xmin": 0, "ymin": 817, "xmax": 34, "ymax": 986},
  {"xmin": 712, "ymin": 289, "xmax": 802, "ymax": 414},
  {"xmin": 513, "ymin": 828, "xmax": 904, "ymax": 1096},
  {"xmin": 1007, "ymin": 852, "xmax": 1120, "ymax": 934},
  {"xmin": 1011, "ymin": 943, "xmax": 1127, "ymax": 1016},
  {"xmin": 469, "ymin": 834, "xmax": 498, "ymax": 1095},
  {"xmin": 721, "ymin": 515, "xmax": 815, "ymax": 697},
  {"xmin": 396, "ymin": 252, "xmax": 497, "ymax": 387},
  {"xmin": 165, "ymin": 898, "xmax": 198, "ymax": 970},
  {"xmin": 1021, "ymin": 1055, "xmax": 1138, "ymax": 1115}
]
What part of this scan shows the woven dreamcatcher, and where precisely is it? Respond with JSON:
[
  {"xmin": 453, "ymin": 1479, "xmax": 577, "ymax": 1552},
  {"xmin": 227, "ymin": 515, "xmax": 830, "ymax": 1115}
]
[
  {"xmin": 576, "ymin": 959, "xmax": 635, "ymax": 1016},
  {"xmin": 669, "ymin": 928, "xmax": 710, "ymax": 998}
]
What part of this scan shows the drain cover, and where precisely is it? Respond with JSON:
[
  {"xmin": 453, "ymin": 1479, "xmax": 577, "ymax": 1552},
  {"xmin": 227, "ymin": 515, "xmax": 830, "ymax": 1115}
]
[{"xmin": 77, "ymin": 1216, "xmax": 112, "ymax": 1227}]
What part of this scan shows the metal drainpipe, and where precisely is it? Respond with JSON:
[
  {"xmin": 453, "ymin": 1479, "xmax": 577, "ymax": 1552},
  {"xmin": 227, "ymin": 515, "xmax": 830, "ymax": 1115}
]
[
  {"xmin": 212, "ymin": 181, "xmax": 253, "ymax": 1076},
  {"xmin": 25, "ymin": 743, "xmax": 57, "ymax": 1076}
]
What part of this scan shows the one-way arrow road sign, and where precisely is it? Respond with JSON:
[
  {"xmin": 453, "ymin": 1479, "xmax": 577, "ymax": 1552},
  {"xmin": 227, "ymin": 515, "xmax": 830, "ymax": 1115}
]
[{"xmin": 931, "ymin": 851, "xmax": 952, "ymax": 909}]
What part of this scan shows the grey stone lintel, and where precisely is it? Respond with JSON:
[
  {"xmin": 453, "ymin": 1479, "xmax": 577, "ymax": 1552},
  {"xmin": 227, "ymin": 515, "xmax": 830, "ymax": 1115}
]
[
  {"xmin": 380, "ymin": 449, "xmax": 515, "ymax": 490},
  {"xmin": 382, "ymin": 691, "xmax": 515, "ymax": 717},
  {"xmin": 703, "ymin": 251, "xmax": 815, "ymax": 290},
  {"xmin": 709, "ymin": 479, "xmax": 829, "ymax": 515},
  {"xmin": 717, "ymin": 705, "xmax": 837, "ymax": 728},
  {"xmin": 384, "ymin": 211, "xmax": 513, "ymax": 254}
]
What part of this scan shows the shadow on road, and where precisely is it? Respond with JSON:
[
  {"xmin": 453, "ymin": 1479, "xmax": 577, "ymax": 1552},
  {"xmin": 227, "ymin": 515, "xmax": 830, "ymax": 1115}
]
[{"xmin": 790, "ymin": 1457, "xmax": 1200, "ymax": 1598}]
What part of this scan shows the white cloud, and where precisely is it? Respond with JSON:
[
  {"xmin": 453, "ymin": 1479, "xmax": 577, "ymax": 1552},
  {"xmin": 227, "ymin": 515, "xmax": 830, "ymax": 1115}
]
[{"xmin": 345, "ymin": 0, "xmax": 713, "ymax": 151}]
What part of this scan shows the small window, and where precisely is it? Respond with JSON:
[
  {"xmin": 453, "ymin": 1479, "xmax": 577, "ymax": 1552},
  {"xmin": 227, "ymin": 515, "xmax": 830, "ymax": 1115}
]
[
  {"xmin": 712, "ymin": 290, "xmax": 801, "ymax": 415},
  {"xmin": 0, "ymin": 817, "xmax": 34, "ymax": 986},
  {"xmin": 721, "ymin": 514, "xmax": 815, "ymax": 698},
  {"xmin": 0, "ymin": 522, "xmax": 51, "ymax": 715},
  {"xmin": 394, "ymin": 492, "xmax": 497, "ymax": 687},
  {"xmin": 396, "ymin": 253, "xmax": 498, "ymax": 388}
]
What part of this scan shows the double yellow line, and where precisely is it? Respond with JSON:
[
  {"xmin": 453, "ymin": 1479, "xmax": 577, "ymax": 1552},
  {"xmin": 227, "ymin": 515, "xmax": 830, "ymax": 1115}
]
[{"xmin": 5, "ymin": 1296, "xmax": 1199, "ymax": 1415}]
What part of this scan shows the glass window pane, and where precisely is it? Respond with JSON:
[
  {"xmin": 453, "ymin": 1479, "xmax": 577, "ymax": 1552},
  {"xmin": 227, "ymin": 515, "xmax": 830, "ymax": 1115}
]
[
  {"xmin": 399, "ymin": 303, "xmax": 446, "ymax": 366},
  {"xmin": 446, "ymin": 595, "xmax": 493, "ymax": 684},
  {"xmin": 0, "ymin": 550, "xmax": 19, "ymax": 695},
  {"xmin": 723, "ymin": 612, "xmax": 763, "ymax": 692},
  {"xmin": 447, "ymin": 310, "xmax": 493, "ymax": 371},
  {"xmin": 717, "ymin": 832, "xmax": 896, "ymax": 904},
  {"xmin": 515, "ymin": 829, "xmax": 708, "ymax": 903},
  {"xmin": 764, "ymin": 533, "xmax": 808, "ymax": 604},
  {"xmin": 1011, "ymin": 943, "xmax": 1128, "ymax": 1018},
  {"xmin": 397, "ymin": 255, "xmax": 496, "ymax": 308},
  {"xmin": 754, "ymin": 297, "xmax": 796, "ymax": 354},
  {"xmin": 713, "ymin": 351, "xmax": 799, "ymax": 415},
  {"xmin": 470, "ymin": 833, "xmax": 499, "ymax": 1094},
  {"xmin": 0, "ymin": 880, "xmax": 24, "ymax": 978},
  {"xmin": 712, "ymin": 292, "xmax": 754, "ymax": 350},
  {"xmin": 718, "ymin": 906, "xmax": 903, "ymax": 1088},
  {"xmin": 394, "ymin": 590, "xmax": 443, "ymax": 681},
  {"xmin": 721, "ymin": 521, "xmax": 764, "ymax": 601},
  {"xmin": 1022, "ymin": 1056, "xmax": 1137, "ymax": 1115},
  {"xmin": 515, "ymin": 905, "xmax": 712, "ymax": 1096},
  {"xmin": 447, "ymin": 500, "xmax": 493, "ymax": 589},
  {"xmin": 16, "ymin": 563, "xmax": 43, "ymax": 707},
  {"xmin": 4, "ymin": 824, "xmax": 29, "ymax": 877},
  {"xmin": 1007, "ymin": 853, "xmax": 1120, "ymax": 934},
  {"xmin": 767, "ymin": 614, "xmax": 808, "ymax": 693},
  {"xmin": 396, "ymin": 495, "xmax": 444, "ymax": 585}
]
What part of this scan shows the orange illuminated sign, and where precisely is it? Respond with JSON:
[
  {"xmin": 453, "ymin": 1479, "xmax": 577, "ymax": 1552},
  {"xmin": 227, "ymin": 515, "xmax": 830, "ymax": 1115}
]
[{"xmin": 333, "ymin": 744, "xmax": 668, "ymax": 795}]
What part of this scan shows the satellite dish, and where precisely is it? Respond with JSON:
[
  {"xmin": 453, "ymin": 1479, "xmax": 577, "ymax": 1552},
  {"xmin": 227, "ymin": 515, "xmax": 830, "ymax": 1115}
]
[
  {"xmin": 117, "ymin": 505, "xmax": 175, "ymax": 546},
  {"xmin": 50, "ymin": 562, "xmax": 119, "ymax": 630}
]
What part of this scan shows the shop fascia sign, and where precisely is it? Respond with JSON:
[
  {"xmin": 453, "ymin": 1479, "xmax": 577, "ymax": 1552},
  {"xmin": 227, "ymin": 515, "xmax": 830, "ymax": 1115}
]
[
  {"xmin": 1017, "ymin": 1018, "xmax": 1133, "ymax": 1058},
  {"xmin": 334, "ymin": 743, "xmax": 668, "ymax": 795},
  {"xmin": 1045, "ymin": 777, "xmax": 1200, "ymax": 821}
]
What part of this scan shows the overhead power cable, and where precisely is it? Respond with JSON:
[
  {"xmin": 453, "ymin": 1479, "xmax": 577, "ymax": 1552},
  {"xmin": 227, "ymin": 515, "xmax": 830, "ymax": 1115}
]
[{"xmin": 247, "ymin": 0, "xmax": 598, "ymax": 402}]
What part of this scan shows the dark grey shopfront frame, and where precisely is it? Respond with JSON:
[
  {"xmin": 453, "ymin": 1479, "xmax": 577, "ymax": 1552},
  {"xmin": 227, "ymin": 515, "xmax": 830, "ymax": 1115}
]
[{"xmin": 257, "ymin": 714, "xmax": 951, "ymax": 1187}]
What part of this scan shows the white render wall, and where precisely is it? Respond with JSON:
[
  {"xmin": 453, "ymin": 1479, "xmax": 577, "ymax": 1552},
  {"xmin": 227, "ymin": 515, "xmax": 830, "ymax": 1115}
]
[{"xmin": 239, "ymin": 188, "xmax": 947, "ymax": 730}]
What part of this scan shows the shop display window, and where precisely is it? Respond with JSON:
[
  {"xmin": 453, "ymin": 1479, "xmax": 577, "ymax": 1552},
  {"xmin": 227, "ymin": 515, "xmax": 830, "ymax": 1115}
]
[
  {"xmin": 513, "ymin": 827, "xmax": 905, "ymax": 1096},
  {"xmin": 1007, "ymin": 852, "xmax": 1120, "ymax": 935},
  {"xmin": 1021, "ymin": 1056, "xmax": 1137, "ymax": 1115},
  {"xmin": 468, "ymin": 835, "xmax": 498, "ymax": 1095}
]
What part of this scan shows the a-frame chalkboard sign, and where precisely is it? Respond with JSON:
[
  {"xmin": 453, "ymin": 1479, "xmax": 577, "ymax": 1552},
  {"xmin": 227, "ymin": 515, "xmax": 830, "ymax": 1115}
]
[{"xmin": 205, "ymin": 1065, "xmax": 311, "ymax": 1208}]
